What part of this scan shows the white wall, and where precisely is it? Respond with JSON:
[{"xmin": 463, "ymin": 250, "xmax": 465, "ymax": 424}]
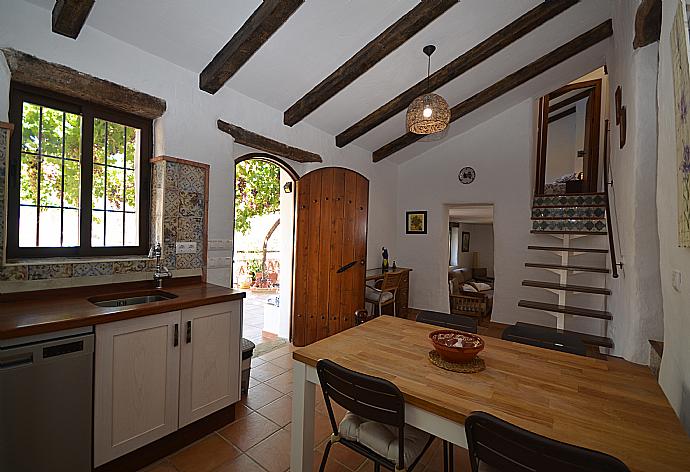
[
  {"xmin": 463, "ymin": 223, "xmax": 495, "ymax": 277},
  {"xmin": 545, "ymin": 113, "xmax": 577, "ymax": 181},
  {"xmin": 658, "ymin": 0, "xmax": 690, "ymax": 433},
  {"xmin": 606, "ymin": 0, "xmax": 664, "ymax": 363},
  {"xmin": 0, "ymin": 0, "xmax": 398, "ymax": 289}
]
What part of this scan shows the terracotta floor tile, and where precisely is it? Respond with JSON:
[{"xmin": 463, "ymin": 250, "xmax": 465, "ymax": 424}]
[
  {"xmin": 138, "ymin": 459, "xmax": 178, "ymax": 472},
  {"xmin": 257, "ymin": 395, "xmax": 292, "ymax": 427},
  {"xmin": 246, "ymin": 429, "xmax": 292, "ymax": 472},
  {"xmin": 269, "ymin": 354, "xmax": 294, "ymax": 370},
  {"xmin": 314, "ymin": 411, "xmax": 335, "ymax": 444},
  {"xmin": 213, "ymin": 454, "xmax": 267, "ymax": 472},
  {"xmin": 169, "ymin": 434, "xmax": 240, "ymax": 472},
  {"xmin": 219, "ymin": 412, "xmax": 281, "ymax": 451},
  {"xmin": 252, "ymin": 357, "xmax": 268, "ymax": 367},
  {"xmin": 243, "ymin": 383, "xmax": 284, "ymax": 410},
  {"xmin": 315, "ymin": 442, "xmax": 367, "ymax": 471},
  {"xmin": 249, "ymin": 376, "xmax": 263, "ymax": 388},
  {"xmin": 260, "ymin": 345, "xmax": 291, "ymax": 361},
  {"xmin": 311, "ymin": 450, "xmax": 351, "ymax": 472},
  {"xmin": 251, "ymin": 362, "xmax": 287, "ymax": 382},
  {"xmin": 264, "ymin": 370, "xmax": 293, "ymax": 394},
  {"xmin": 234, "ymin": 403, "xmax": 253, "ymax": 420}
]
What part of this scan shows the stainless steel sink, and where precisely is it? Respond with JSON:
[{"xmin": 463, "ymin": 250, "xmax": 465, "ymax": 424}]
[{"xmin": 89, "ymin": 291, "xmax": 177, "ymax": 308}]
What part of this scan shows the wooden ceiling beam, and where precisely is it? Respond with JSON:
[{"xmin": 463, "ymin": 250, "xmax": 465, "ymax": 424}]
[
  {"xmin": 633, "ymin": 0, "xmax": 661, "ymax": 49},
  {"xmin": 200, "ymin": 0, "xmax": 304, "ymax": 95},
  {"xmin": 549, "ymin": 89, "xmax": 591, "ymax": 112},
  {"xmin": 217, "ymin": 120, "xmax": 322, "ymax": 163},
  {"xmin": 372, "ymin": 20, "xmax": 613, "ymax": 162},
  {"xmin": 336, "ymin": 0, "xmax": 579, "ymax": 148},
  {"xmin": 548, "ymin": 107, "xmax": 576, "ymax": 123},
  {"xmin": 283, "ymin": 0, "xmax": 459, "ymax": 127},
  {"xmin": 52, "ymin": 0, "xmax": 95, "ymax": 39}
]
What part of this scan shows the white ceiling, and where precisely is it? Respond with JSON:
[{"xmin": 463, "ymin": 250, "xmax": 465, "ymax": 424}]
[{"xmin": 25, "ymin": 0, "xmax": 612, "ymax": 162}]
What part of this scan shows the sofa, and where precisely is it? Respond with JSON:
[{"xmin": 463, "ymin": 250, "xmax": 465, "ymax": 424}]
[{"xmin": 448, "ymin": 266, "xmax": 494, "ymax": 320}]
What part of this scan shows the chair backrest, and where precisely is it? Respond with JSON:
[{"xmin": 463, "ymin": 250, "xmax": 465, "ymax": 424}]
[
  {"xmin": 316, "ymin": 359, "xmax": 407, "ymax": 467},
  {"xmin": 416, "ymin": 310, "xmax": 478, "ymax": 334},
  {"xmin": 501, "ymin": 325, "xmax": 587, "ymax": 356},
  {"xmin": 465, "ymin": 412, "xmax": 631, "ymax": 472},
  {"xmin": 381, "ymin": 270, "xmax": 404, "ymax": 292}
]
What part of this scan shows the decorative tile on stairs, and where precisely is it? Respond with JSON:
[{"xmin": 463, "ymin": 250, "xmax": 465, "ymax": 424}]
[
  {"xmin": 532, "ymin": 207, "xmax": 606, "ymax": 219},
  {"xmin": 533, "ymin": 194, "xmax": 607, "ymax": 208},
  {"xmin": 531, "ymin": 219, "xmax": 607, "ymax": 233}
]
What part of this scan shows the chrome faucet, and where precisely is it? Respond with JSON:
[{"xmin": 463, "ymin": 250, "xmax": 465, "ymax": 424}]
[{"xmin": 148, "ymin": 242, "xmax": 172, "ymax": 289}]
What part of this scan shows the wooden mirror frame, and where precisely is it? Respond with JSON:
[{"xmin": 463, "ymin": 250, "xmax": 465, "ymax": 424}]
[{"xmin": 534, "ymin": 78, "xmax": 602, "ymax": 196}]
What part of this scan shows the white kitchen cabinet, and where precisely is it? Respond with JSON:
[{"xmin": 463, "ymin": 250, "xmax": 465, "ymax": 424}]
[
  {"xmin": 179, "ymin": 301, "xmax": 242, "ymax": 427},
  {"xmin": 94, "ymin": 311, "xmax": 181, "ymax": 467},
  {"xmin": 93, "ymin": 300, "xmax": 242, "ymax": 466}
]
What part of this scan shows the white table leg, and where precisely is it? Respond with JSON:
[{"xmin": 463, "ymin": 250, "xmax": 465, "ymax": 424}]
[{"xmin": 291, "ymin": 360, "xmax": 315, "ymax": 472}]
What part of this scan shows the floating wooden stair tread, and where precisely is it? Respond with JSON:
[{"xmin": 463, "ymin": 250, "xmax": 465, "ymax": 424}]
[
  {"xmin": 530, "ymin": 230, "xmax": 607, "ymax": 235},
  {"xmin": 522, "ymin": 280, "xmax": 611, "ymax": 295},
  {"xmin": 525, "ymin": 262, "xmax": 610, "ymax": 273},
  {"xmin": 518, "ymin": 300, "xmax": 612, "ymax": 320},
  {"xmin": 514, "ymin": 322, "xmax": 614, "ymax": 349},
  {"xmin": 528, "ymin": 245, "xmax": 608, "ymax": 253}
]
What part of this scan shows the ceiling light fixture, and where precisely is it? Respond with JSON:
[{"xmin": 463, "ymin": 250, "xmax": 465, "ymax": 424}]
[{"xmin": 406, "ymin": 45, "xmax": 450, "ymax": 135}]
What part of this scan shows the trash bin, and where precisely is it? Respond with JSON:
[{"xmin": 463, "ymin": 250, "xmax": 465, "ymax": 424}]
[{"xmin": 241, "ymin": 338, "xmax": 255, "ymax": 395}]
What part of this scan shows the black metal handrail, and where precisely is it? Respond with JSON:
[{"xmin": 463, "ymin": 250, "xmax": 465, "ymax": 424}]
[{"xmin": 603, "ymin": 119, "xmax": 620, "ymax": 278}]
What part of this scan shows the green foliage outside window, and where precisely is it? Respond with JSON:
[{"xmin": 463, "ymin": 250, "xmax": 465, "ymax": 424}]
[{"xmin": 234, "ymin": 160, "xmax": 280, "ymax": 234}]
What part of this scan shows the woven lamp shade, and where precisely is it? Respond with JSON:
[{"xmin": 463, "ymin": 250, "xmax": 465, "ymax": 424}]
[{"xmin": 406, "ymin": 93, "xmax": 450, "ymax": 134}]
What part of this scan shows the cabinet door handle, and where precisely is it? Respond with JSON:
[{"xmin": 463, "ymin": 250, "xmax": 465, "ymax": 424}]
[
  {"xmin": 174, "ymin": 323, "xmax": 179, "ymax": 347},
  {"xmin": 186, "ymin": 321, "xmax": 192, "ymax": 344}
]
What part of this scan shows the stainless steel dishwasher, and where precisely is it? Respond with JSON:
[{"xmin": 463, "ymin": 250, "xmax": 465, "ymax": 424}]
[{"xmin": 0, "ymin": 326, "xmax": 94, "ymax": 472}]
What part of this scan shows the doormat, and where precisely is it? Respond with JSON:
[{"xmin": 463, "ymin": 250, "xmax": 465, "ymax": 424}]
[{"xmin": 253, "ymin": 337, "xmax": 288, "ymax": 357}]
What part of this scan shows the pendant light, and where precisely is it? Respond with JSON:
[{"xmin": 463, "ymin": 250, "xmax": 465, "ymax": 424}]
[{"xmin": 406, "ymin": 45, "xmax": 450, "ymax": 135}]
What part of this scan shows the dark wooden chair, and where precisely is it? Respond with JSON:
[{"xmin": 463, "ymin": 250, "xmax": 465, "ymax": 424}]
[
  {"xmin": 465, "ymin": 411, "xmax": 631, "ymax": 472},
  {"xmin": 366, "ymin": 270, "xmax": 404, "ymax": 317},
  {"xmin": 501, "ymin": 323, "xmax": 587, "ymax": 356},
  {"xmin": 415, "ymin": 310, "xmax": 478, "ymax": 333},
  {"xmin": 316, "ymin": 359, "xmax": 436, "ymax": 472}
]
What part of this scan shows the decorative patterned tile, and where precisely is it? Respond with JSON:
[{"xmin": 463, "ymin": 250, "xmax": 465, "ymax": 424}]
[
  {"xmin": 178, "ymin": 191, "xmax": 203, "ymax": 217},
  {"xmin": 28, "ymin": 264, "xmax": 74, "ymax": 280},
  {"xmin": 532, "ymin": 207, "xmax": 606, "ymax": 219},
  {"xmin": 177, "ymin": 217, "xmax": 203, "ymax": 242},
  {"xmin": 178, "ymin": 164, "xmax": 206, "ymax": 193},
  {"xmin": 163, "ymin": 243, "xmax": 176, "ymax": 269},
  {"xmin": 113, "ymin": 260, "xmax": 149, "ymax": 274},
  {"xmin": 164, "ymin": 162, "xmax": 180, "ymax": 190},
  {"xmin": 164, "ymin": 189, "xmax": 180, "ymax": 217},
  {"xmin": 0, "ymin": 265, "xmax": 28, "ymax": 281},
  {"xmin": 175, "ymin": 252, "xmax": 203, "ymax": 270},
  {"xmin": 532, "ymin": 219, "xmax": 607, "ymax": 232},
  {"xmin": 73, "ymin": 262, "xmax": 114, "ymax": 277},
  {"xmin": 533, "ymin": 194, "xmax": 607, "ymax": 208},
  {"xmin": 163, "ymin": 216, "xmax": 177, "ymax": 244}
]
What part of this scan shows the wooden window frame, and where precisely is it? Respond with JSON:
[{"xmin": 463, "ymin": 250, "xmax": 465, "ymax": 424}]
[{"xmin": 6, "ymin": 82, "xmax": 152, "ymax": 259}]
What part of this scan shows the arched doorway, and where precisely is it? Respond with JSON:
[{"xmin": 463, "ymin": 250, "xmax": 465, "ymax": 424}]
[{"xmin": 232, "ymin": 153, "xmax": 297, "ymax": 352}]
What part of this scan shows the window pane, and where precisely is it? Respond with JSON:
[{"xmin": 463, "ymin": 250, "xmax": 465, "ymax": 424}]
[
  {"xmin": 105, "ymin": 212, "xmax": 123, "ymax": 246},
  {"xmin": 125, "ymin": 171, "xmax": 136, "ymax": 212},
  {"xmin": 38, "ymin": 207, "xmax": 61, "ymax": 247},
  {"xmin": 18, "ymin": 206, "xmax": 37, "ymax": 247},
  {"xmin": 63, "ymin": 159, "xmax": 80, "ymax": 209},
  {"xmin": 106, "ymin": 166, "xmax": 124, "ymax": 210},
  {"xmin": 20, "ymin": 153, "xmax": 38, "ymax": 205},
  {"xmin": 107, "ymin": 122, "xmax": 125, "ymax": 167},
  {"xmin": 21, "ymin": 102, "xmax": 39, "ymax": 153},
  {"xmin": 124, "ymin": 212, "xmax": 138, "ymax": 246},
  {"xmin": 125, "ymin": 126, "xmax": 139, "ymax": 169},
  {"xmin": 41, "ymin": 107, "xmax": 63, "ymax": 157},
  {"xmin": 39, "ymin": 156, "xmax": 62, "ymax": 207},
  {"xmin": 64, "ymin": 113, "xmax": 81, "ymax": 161},
  {"xmin": 93, "ymin": 118, "xmax": 106, "ymax": 164},
  {"xmin": 63, "ymin": 208, "xmax": 80, "ymax": 247},
  {"xmin": 92, "ymin": 209, "xmax": 105, "ymax": 247},
  {"xmin": 92, "ymin": 164, "xmax": 105, "ymax": 210}
]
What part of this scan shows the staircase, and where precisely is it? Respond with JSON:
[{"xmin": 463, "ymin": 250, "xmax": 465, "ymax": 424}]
[{"xmin": 519, "ymin": 191, "xmax": 615, "ymax": 353}]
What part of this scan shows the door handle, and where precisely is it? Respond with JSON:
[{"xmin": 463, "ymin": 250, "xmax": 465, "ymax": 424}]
[
  {"xmin": 186, "ymin": 321, "xmax": 192, "ymax": 344},
  {"xmin": 0, "ymin": 353, "xmax": 33, "ymax": 370},
  {"xmin": 174, "ymin": 323, "xmax": 179, "ymax": 347},
  {"xmin": 337, "ymin": 260, "xmax": 364, "ymax": 273}
]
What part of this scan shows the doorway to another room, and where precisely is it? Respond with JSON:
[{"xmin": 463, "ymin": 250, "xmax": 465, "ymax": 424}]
[
  {"xmin": 448, "ymin": 205, "xmax": 495, "ymax": 324},
  {"xmin": 232, "ymin": 154, "xmax": 296, "ymax": 354}
]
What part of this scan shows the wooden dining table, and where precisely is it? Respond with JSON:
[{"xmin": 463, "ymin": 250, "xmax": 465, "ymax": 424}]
[{"xmin": 290, "ymin": 316, "xmax": 690, "ymax": 472}]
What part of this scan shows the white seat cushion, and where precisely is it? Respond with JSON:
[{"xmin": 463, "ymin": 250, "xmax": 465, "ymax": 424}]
[
  {"xmin": 365, "ymin": 287, "xmax": 394, "ymax": 303},
  {"xmin": 339, "ymin": 412, "xmax": 430, "ymax": 467}
]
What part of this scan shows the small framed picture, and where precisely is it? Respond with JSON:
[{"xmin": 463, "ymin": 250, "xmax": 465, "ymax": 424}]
[
  {"xmin": 406, "ymin": 211, "xmax": 427, "ymax": 234},
  {"xmin": 461, "ymin": 231, "xmax": 470, "ymax": 252}
]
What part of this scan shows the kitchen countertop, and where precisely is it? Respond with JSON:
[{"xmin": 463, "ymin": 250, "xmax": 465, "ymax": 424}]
[{"xmin": 0, "ymin": 277, "xmax": 246, "ymax": 339}]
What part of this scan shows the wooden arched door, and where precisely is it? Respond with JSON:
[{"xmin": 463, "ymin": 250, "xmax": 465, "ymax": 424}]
[{"xmin": 292, "ymin": 167, "xmax": 369, "ymax": 346}]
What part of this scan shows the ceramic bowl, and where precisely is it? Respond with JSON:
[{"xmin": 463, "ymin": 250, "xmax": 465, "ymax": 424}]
[{"xmin": 429, "ymin": 329, "xmax": 484, "ymax": 363}]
